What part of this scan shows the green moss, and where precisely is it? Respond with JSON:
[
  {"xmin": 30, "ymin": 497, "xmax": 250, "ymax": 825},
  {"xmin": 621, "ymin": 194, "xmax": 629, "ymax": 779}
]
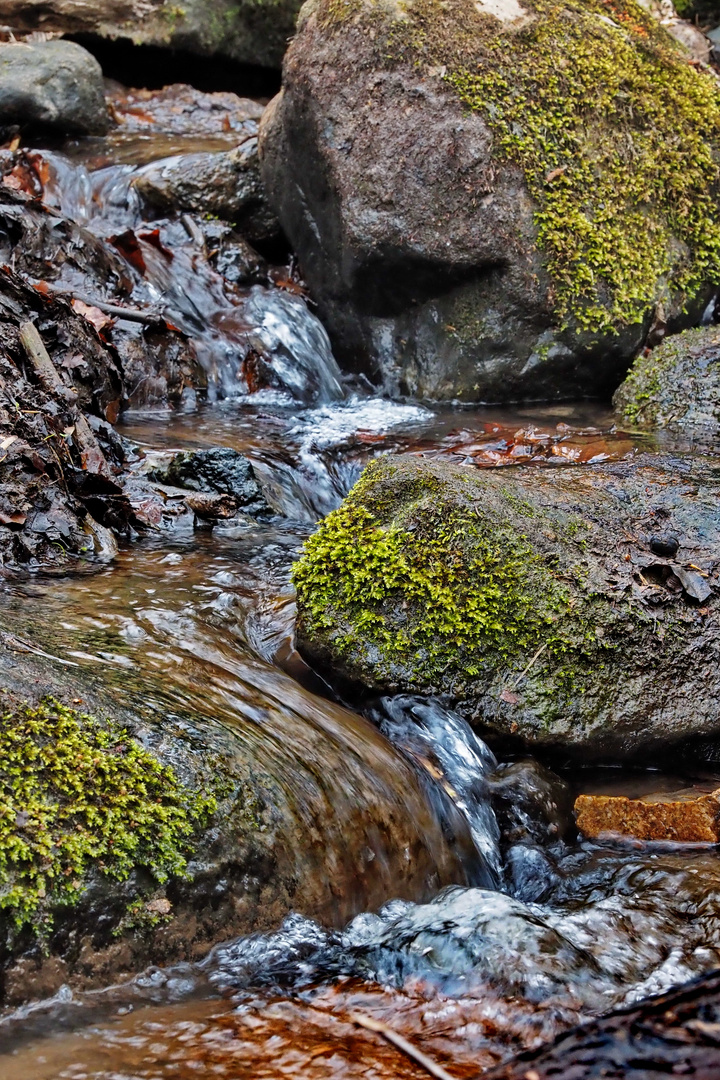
[
  {"xmin": 325, "ymin": 0, "xmax": 720, "ymax": 332},
  {"xmin": 0, "ymin": 698, "xmax": 217, "ymax": 931},
  {"xmin": 293, "ymin": 461, "xmax": 578, "ymax": 681}
]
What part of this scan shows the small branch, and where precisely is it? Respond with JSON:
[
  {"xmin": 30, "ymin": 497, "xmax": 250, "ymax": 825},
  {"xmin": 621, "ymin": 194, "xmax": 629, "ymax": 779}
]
[
  {"xmin": 37, "ymin": 282, "xmax": 167, "ymax": 326},
  {"xmin": 512, "ymin": 640, "xmax": 549, "ymax": 689},
  {"xmin": 19, "ymin": 320, "xmax": 110, "ymax": 477},
  {"xmin": 1, "ymin": 631, "xmax": 79, "ymax": 668},
  {"xmin": 349, "ymin": 1012, "xmax": 457, "ymax": 1080}
]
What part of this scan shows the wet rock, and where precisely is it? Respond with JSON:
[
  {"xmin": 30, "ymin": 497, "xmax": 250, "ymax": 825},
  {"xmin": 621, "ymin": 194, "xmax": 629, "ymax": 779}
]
[
  {"xmin": 575, "ymin": 784, "xmax": 720, "ymax": 842},
  {"xmin": 0, "ymin": 635, "xmax": 477, "ymax": 1006},
  {"xmin": 132, "ymin": 139, "xmax": 280, "ymax": 243},
  {"xmin": 115, "ymin": 322, "xmax": 207, "ymax": 410},
  {"xmin": 614, "ymin": 325, "xmax": 720, "ymax": 439},
  {"xmin": 0, "ymin": 266, "xmax": 135, "ymax": 570},
  {"xmin": 0, "ymin": 39, "xmax": 109, "ymax": 135},
  {"xmin": 1, "ymin": 0, "xmax": 303, "ymax": 70},
  {"xmin": 259, "ymin": 0, "xmax": 719, "ymax": 402},
  {"xmin": 150, "ymin": 447, "xmax": 269, "ymax": 515},
  {"xmin": 484, "ymin": 968, "xmax": 720, "ymax": 1080},
  {"xmin": 294, "ymin": 454, "xmax": 720, "ymax": 757}
]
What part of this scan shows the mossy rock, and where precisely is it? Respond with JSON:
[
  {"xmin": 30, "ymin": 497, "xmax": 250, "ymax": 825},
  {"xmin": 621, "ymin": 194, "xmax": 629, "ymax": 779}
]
[
  {"xmin": 613, "ymin": 324, "xmax": 720, "ymax": 438},
  {"xmin": 0, "ymin": 628, "xmax": 474, "ymax": 1006},
  {"xmin": 4, "ymin": 0, "xmax": 302, "ymax": 70},
  {"xmin": 260, "ymin": 0, "xmax": 720, "ymax": 401},
  {"xmin": 294, "ymin": 455, "xmax": 720, "ymax": 756}
]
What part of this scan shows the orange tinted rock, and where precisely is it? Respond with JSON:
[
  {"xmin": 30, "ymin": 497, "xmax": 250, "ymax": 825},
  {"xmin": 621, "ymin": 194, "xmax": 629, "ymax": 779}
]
[{"xmin": 575, "ymin": 787, "xmax": 720, "ymax": 843}]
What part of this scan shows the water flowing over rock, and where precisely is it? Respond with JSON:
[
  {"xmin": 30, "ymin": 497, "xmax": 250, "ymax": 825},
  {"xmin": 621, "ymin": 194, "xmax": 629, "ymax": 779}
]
[
  {"xmin": 614, "ymin": 325, "xmax": 720, "ymax": 441},
  {"xmin": 294, "ymin": 454, "xmax": 720, "ymax": 757},
  {"xmin": 0, "ymin": 637, "xmax": 481, "ymax": 1005},
  {"xmin": 0, "ymin": 39, "xmax": 109, "ymax": 135},
  {"xmin": 259, "ymin": 0, "xmax": 720, "ymax": 401}
]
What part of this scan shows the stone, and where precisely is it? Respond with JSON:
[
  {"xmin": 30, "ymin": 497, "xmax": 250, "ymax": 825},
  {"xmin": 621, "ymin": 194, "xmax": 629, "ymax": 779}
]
[
  {"xmin": 575, "ymin": 785, "xmax": 720, "ymax": 842},
  {"xmin": 259, "ymin": 0, "xmax": 720, "ymax": 402},
  {"xmin": 0, "ymin": 0, "xmax": 303, "ymax": 70},
  {"xmin": 149, "ymin": 446, "xmax": 270, "ymax": 515},
  {"xmin": 0, "ymin": 39, "xmax": 109, "ymax": 135},
  {"xmin": 613, "ymin": 325, "xmax": 720, "ymax": 440},
  {"xmin": 293, "ymin": 454, "xmax": 720, "ymax": 757},
  {"xmin": 132, "ymin": 139, "xmax": 280, "ymax": 243}
]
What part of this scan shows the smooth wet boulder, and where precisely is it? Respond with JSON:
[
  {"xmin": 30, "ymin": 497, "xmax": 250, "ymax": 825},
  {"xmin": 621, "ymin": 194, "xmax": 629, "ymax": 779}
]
[
  {"xmin": 0, "ymin": 39, "xmax": 109, "ymax": 135},
  {"xmin": 132, "ymin": 139, "xmax": 280, "ymax": 243},
  {"xmin": 0, "ymin": 0, "xmax": 303, "ymax": 69},
  {"xmin": 293, "ymin": 455, "xmax": 720, "ymax": 758},
  {"xmin": 614, "ymin": 325, "xmax": 720, "ymax": 439},
  {"xmin": 259, "ymin": 0, "xmax": 720, "ymax": 401},
  {"xmin": 0, "ymin": 635, "xmax": 477, "ymax": 1005}
]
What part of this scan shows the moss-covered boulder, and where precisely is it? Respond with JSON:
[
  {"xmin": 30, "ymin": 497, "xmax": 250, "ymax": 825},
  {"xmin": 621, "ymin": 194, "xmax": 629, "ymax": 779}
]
[
  {"xmin": 260, "ymin": 0, "xmax": 720, "ymax": 401},
  {"xmin": 3, "ymin": 0, "xmax": 302, "ymax": 71},
  {"xmin": 613, "ymin": 325, "xmax": 720, "ymax": 439},
  {"xmin": 293, "ymin": 455, "xmax": 720, "ymax": 757},
  {"xmin": 0, "ymin": 641, "xmax": 476, "ymax": 1005}
]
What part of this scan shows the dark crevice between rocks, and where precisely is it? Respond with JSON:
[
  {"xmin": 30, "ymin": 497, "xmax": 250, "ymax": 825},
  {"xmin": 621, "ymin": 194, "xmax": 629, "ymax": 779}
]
[{"xmin": 65, "ymin": 34, "xmax": 281, "ymax": 99}]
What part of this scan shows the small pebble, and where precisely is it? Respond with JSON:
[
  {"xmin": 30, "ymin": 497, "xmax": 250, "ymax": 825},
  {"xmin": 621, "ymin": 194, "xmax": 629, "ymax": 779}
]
[{"xmin": 649, "ymin": 535, "xmax": 679, "ymax": 558}]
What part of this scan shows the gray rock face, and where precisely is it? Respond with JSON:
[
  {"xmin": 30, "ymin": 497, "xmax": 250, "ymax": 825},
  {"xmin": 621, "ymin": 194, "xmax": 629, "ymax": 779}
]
[
  {"xmin": 132, "ymin": 139, "xmax": 280, "ymax": 243},
  {"xmin": 259, "ymin": 0, "xmax": 717, "ymax": 402},
  {"xmin": 150, "ymin": 447, "xmax": 270, "ymax": 514},
  {"xmin": 0, "ymin": 39, "xmax": 109, "ymax": 135},
  {"xmin": 613, "ymin": 325, "xmax": 720, "ymax": 441},
  {"xmin": 293, "ymin": 454, "xmax": 720, "ymax": 758}
]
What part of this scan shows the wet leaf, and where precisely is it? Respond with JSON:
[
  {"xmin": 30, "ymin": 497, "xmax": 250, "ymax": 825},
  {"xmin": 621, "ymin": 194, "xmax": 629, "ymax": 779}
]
[
  {"xmin": 111, "ymin": 230, "xmax": 147, "ymax": 275},
  {"xmin": 138, "ymin": 229, "xmax": 174, "ymax": 261},
  {"xmin": 71, "ymin": 299, "xmax": 115, "ymax": 334}
]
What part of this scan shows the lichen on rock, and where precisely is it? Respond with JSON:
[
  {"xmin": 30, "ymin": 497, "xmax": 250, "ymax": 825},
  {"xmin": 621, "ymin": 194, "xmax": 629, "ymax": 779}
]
[{"xmin": 0, "ymin": 697, "xmax": 217, "ymax": 932}]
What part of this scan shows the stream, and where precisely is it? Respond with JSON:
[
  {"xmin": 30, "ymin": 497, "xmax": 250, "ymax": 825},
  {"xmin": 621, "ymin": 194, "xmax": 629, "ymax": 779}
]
[{"xmin": 2, "ymin": 77, "xmax": 720, "ymax": 1079}]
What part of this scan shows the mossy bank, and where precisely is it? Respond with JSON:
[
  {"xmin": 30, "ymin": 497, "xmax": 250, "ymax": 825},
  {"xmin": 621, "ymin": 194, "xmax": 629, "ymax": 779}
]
[
  {"xmin": 260, "ymin": 0, "xmax": 720, "ymax": 400},
  {"xmin": 294, "ymin": 455, "xmax": 720, "ymax": 757}
]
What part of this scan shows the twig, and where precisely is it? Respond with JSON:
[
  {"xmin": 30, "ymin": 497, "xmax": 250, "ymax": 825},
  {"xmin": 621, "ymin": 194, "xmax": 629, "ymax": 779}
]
[
  {"xmin": 1, "ymin": 631, "xmax": 79, "ymax": 668},
  {"xmin": 348, "ymin": 1012, "xmax": 456, "ymax": 1080},
  {"xmin": 512, "ymin": 640, "xmax": 549, "ymax": 689},
  {"xmin": 19, "ymin": 320, "xmax": 110, "ymax": 477},
  {"xmin": 37, "ymin": 282, "xmax": 167, "ymax": 326}
]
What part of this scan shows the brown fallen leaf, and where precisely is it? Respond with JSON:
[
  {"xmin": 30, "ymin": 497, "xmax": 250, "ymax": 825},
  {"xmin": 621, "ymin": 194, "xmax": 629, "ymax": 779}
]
[{"xmin": 72, "ymin": 298, "xmax": 115, "ymax": 334}]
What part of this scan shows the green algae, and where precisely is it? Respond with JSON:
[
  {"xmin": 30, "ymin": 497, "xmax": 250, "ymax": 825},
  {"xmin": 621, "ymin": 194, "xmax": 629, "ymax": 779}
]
[
  {"xmin": 319, "ymin": 0, "xmax": 720, "ymax": 334},
  {"xmin": 0, "ymin": 697, "xmax": 217, "ymax": 931}
]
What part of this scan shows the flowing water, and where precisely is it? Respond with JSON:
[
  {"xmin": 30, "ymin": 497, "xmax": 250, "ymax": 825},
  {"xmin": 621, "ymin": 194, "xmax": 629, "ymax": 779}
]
[{"xmin": 2, "ymin": 80, "xmax": 720, "ymax": 1079}]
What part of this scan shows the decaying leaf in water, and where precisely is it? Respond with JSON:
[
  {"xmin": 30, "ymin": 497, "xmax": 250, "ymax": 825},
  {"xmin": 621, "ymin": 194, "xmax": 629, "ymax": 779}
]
[
  {"xmin": 111, "ymin": 230, "xmax": 147, "ymax": 275},
  {"xmin": 138, "ymin": 229, "xmax": 174, "ymax": 261},
  {"xmin": 71, "ymin": 299, "xmax": 115, "ymax": 334}
]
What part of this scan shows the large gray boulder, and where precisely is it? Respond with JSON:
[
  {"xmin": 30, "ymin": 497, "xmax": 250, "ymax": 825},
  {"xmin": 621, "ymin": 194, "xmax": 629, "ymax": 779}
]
[
  {"xmin": 0, "ymin": 39, "xmax": 109, "ymax": 134},
  {"xmin": 259, "ymin": 0, "xmax": 720, "ymax": 402},
  {"xmin": 293, "ymin": 454, "xmax": 720, "ymax": 758}
]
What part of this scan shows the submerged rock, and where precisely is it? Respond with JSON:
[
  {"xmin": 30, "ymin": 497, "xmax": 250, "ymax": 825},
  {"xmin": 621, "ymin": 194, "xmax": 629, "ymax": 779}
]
[
  {"xmin": 133, "ymin": 139, "xmax": 280, "ymax": 243},
  {"xmin": 294, "ymin": 455, "xmax": 720, "ymax": 757},
  {"xmin": 259, "ymin": 0, "xmax": 720, "ymax": 401},
  {"xmin": 0, "ymin": 39, "xmax": 109, "ymax": 135},
  {"xmin": 575, "ymin": 783, "xmax": 720, "ymax": 842},
  {"xmin": 614, "ymin": 325, "xmax": 720, "ymax": 439}
]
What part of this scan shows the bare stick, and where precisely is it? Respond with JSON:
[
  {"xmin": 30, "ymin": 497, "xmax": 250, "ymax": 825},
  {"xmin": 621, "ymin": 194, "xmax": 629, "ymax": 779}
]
[
  {"xmin": 512, "ymin": 640, "xmax": 549, "ymax": 689},
  {"xmin": 19, "ymin": 320, "xmax": 110, "ymax": 477},
  {"xmin": 1, "ymin": 631, "xmax": 79, "ymax": 668},
  {"xmin": 348, "ymin": 1012, "xmax": 457, "ymax": 1080}
]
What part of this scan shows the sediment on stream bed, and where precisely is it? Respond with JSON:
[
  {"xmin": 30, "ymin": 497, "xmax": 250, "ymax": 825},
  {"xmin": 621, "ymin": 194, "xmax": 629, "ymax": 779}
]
[{"xmin": 294, "ymin": 454, "xmax": 720, "ymax": 758}]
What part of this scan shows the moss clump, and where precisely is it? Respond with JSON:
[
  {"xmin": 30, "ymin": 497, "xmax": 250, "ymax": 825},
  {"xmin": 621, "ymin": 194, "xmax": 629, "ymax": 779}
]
[
  {"xmin": 327, "ymin": 0, "xmax": 720, "ymax": 333},
  {"xmin": 0, "ymin": 698, "xmax": 217, "ymax": 931},
  {"xmin": 293, "ymin": 461, "xmax": 576, "ymax": 681}
]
